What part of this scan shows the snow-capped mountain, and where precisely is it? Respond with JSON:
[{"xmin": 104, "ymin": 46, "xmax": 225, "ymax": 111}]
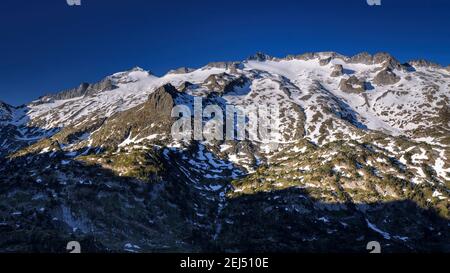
[{"xmin": 0, "ymin": 52, "xmax": 449, "ymax": 252}]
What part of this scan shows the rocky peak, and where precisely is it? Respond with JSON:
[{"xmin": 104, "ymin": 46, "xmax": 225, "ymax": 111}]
[
  {"xmin": 408, "ymin": 59, "xmax": 442, "ymax": 69},
  {"xmin": 374, "ymin": 53, "xmax": 402, "ymax": 70},
  {"xmin": 349, "ymin": 52, "xmax": 373, "ymax": 64},
  {"xmin": 129, "ymin": 66, "xmax": 146, "ymax": 72},
  {"xmin": 0, "ymin": 101, "xmax": 12, "ymax": 124},
  {"xmin": 110, "ymin": 67, "xmax": 152, "ymax": 84},
  {"xmin": 84, "ymin": 78, "xmax": 117, "ymax": 96},
  {"xmin": 247, "ymin": 52, "xmax": 273, "ymax": 62},
  {"xmin": 205, "ymin": 61, "xmax": 242, "ymax": 74},
  {"xmin": 284, "ymin": 52, "xmax": 318, "ymax": 61},
  {"xmin": 39, "ymin": 77, "xmax": 118, "ymax": 102},
  {"xmin": 0, "ymin": 100, "xmax": 11, "ymax": 111},
  {"xmin": 283, "ymin": 52, "xmax": 345, "ymax": 63},
  {"xmin": 348, "ymin": 52, "xmax": 402, "ymax": 71},
  {"xmin": 146, "ymin": 84, "xmax": 178, "ymax": 116},
  {"xmin": 373, "ymin": 52, "xmax": 395, "ymax": 63},
  {"xmin": 167, "ymin": 67, "xmax": 196, "ymax": 75},
  {"xmin": 37, "ymin": 82, "xmax": 88, "ymax": 103}
]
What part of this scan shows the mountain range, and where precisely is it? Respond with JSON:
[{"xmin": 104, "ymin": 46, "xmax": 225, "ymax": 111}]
[{"xmin": 0, "ymin": 51, "xmax": 449, "ymax": 252}]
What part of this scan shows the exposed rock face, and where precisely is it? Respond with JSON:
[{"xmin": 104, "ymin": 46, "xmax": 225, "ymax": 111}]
[
  {"xmin": 319, "ymin": 57, "xmax": 332, "ymax": 66},
  {"xmin": 206, "ymin": 61, "xmax": 242, "ymax": 73},
  {"xmin": 284, "ymin": 52, "xmax": 345, "ymax": 62},
  {"xmin": 223, "ymin": 75, "xmax": 249, "ymax": 93},
  {"xmin": 339, "ymin": 76, "xmax": 366, "ymax": 93},
  {"xmin": 373, "ymin": 68, "xmax": 401, "ymax": 85},
  {"xmin": 167, "ymin": 67, "xmax": 196, "ymax": 74},
  {"xmin": 178, "ymin": 81, "xmax": 194, "ymax": 92},
  {"xmin": 408, "ymin": 59, "xmax": 442, "ymax": 69},
  {"xmin": 375, "ymin": 53, "xmax": 402, "ymax": 70},
  {"xmin": 0, "ymin": 101, "xmax": 12, "ymax": 125},
  {"xmin": 247, "ymin": 52, "xmax": 273, "ymax": 62},
  {"xmin": 147, "ymin": 84, "xmax": 178, "ymax": 114},
  {"xmin": 41, "ymin": 78, "xmax": 118, "ymax": 102},
  {"xmin": 349, "ymin": 52, "xmax": 373, "ymax": 64},
  {"xmin": 446, "ymin": 65, "xmax": 450, "ymax": 72},
  {"xmin": 373, "ymin": 52, "xmax": 395, "ymax": 64},
  {"xmin": 349, "ymin": 52, "xmax": 402, "ymax": 70},
  {"xmin": 287, "ymin": 52, "xmax": 316, "ymax": 61},
  {"xmin": 44, "ymin": 82, "xmax": 90, "ymax": 101},
  {"xmin": 330, "ymin": 64, "xmax": 344, "ymax": 77},
  {"xmin": 86, "ymin": 78, "xmax": 117, "ymax": 95},
  {"xmin": 86, "ymin": 84, "xmax": 179, "ymax": 149},
  {"xmin": 203, "ymin": 73, "xmax": 249, "ymax": 94}
]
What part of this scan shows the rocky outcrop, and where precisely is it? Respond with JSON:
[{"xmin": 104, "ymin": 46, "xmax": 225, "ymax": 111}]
[
  {"xmin": 88, "ymin": 84, "xmax": 179, "ymax": 149},
  {"xmin": 339, "ymin": 76, "xmax": 366, "ymax": 93},
  {"xmin": 349, "ymin": 52, "xmax": 402, "ymax": 70},
  {"xmin": 86, "ymin": 78, "xmax": 117, "ymax": 95},
  {"xmin": 330, "ymin": 64, "xmax": 344, "ymax": 77},
  {"xmin": 319, "ymin": 57, "xmax": 332, "ymax": 66},
  {"xmin": 178, "ymin": 81, "xmax": 194, "ymax": 92},
  {"xmin": 286, "ymin": 52, "xmax": 316, "ymax": 61},
  {"xmin": 247, "ymin": 52, "xmax": 273, "ymax": 62},
  {"xmin": 203, "ymin": 73, "xmax": 249, "ymax": 94},
  {"xmin": 408, "ymin": 59, "xmax": 442, "ymax": 69},
  {"xmin": 45, "ymin": 82, "xmax": 89, "ymax": 101},
  {"xmin": 284, "ymin": 52, "xmax": 344, "ymax": 62},
  {"xmin": 41, "ymin": 77, "xmax": 118, "ymax": 102},
  {"xmin": 349, "ymin": 52, "xmax": 373, "ymax": 64},
  {"xmin": 375, "ymin": 53, "xmax": 402, "ymax": 70},
  {"xmin": 373, "ymin": 68, "xmax": 401, "ymax": 85},
  {"xmin": 110, "ymin": 67, "xmax": 152, "ymax": 83},
  {"xmin": 206, "ymin": 61, "xmax": 242, "ymax": 73},
  {"xmin": 0, "ymin": 101, "xmax": 11, "ymax": 112},
  {"xmin": 0, "ymin": 101, "xmax": 12, "ymax": 125},
  {"xmin": 147, "ymin": 84, "xmax": 178, "ymax": 116},
  {"xmin": 168, "ymin": 67, "xmax": 196, "ymax": 74}
]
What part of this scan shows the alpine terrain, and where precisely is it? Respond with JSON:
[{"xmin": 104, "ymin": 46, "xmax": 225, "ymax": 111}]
[{"xmin": 0, "ymin": 52, "xmax": 449, "ymax": 252}]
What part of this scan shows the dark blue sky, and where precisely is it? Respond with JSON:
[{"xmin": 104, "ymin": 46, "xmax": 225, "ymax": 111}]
[{"xmin": 1, "ymin": 0, "xmax": 449, "ymax": 105}]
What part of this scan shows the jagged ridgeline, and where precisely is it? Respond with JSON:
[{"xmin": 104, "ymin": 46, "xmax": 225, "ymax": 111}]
[{"xmin": 0, "ymin": 52, "xmax": 449, "ymax": 252}]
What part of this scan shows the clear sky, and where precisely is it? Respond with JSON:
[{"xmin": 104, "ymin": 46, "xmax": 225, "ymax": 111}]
[{"xmin": 1, "ymin": 0, "xmax": 449, "ymax": 105}]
